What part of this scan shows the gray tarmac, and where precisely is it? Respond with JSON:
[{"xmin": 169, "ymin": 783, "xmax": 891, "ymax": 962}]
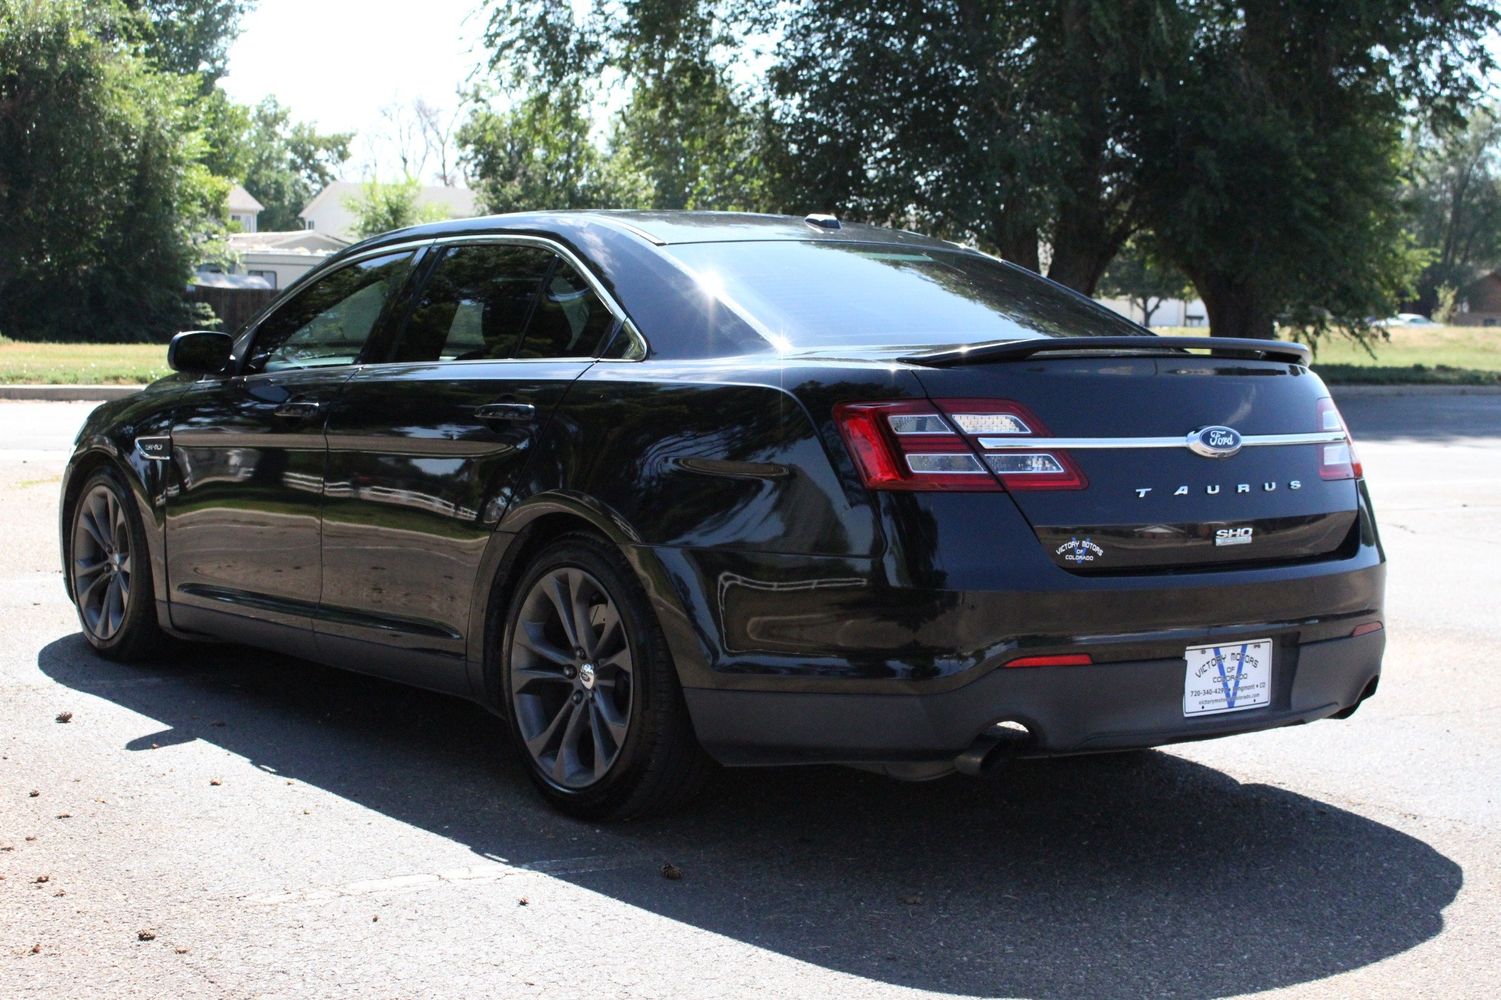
[{"xmin": 1, "ymin": 394, "xmax": 1498, "ymax": 999}]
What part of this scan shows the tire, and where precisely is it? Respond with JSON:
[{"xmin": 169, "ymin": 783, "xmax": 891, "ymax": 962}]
[
  {"xmin": 66, "ymin": 468, "xmax": 168, "ymax": 661},
  {"xmin": 500, "ymin": 533, "xmax": 712, "ymax": 820}
]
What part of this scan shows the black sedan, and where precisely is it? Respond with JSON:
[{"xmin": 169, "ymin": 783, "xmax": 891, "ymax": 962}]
[{"xmin": 60, "ymin": 211, "xmax": 1385, "ymax": 818}]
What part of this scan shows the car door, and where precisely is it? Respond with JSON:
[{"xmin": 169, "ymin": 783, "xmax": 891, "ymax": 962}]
[
  {"xmin": 166, "ymin": 248, "xmax": 418, "ymax": 645},
  {"xmin": 316, "ymin": 240, "xmax": 625, "ymax": 689}
]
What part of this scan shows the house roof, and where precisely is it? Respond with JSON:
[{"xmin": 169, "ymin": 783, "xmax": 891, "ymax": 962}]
[
  {"xmin": 298, "ymin": 181, "xmax": 480, "ymax": 221},
  {"xmin": 227, "ymin": 183, "xmax": 264, "ymax": 214},
  {"xmin": 227, "ymin": 230, "xmax": 348, "ymax": 254}
]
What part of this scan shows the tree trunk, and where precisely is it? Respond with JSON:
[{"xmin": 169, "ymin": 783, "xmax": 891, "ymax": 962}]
[
  {"xmin": 1047, "ymin": 221, "xmax": 1126, "ymax": 295},
  {"xmin": 992, "ymin": 209, "xmax": 1041, "ymax": 273},
  {"xmin": 1190, "ymin": 270, "xmax": 1277, "ymax": 339}
]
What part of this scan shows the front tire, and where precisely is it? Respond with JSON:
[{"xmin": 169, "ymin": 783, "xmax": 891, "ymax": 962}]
[
  {"xmin": 500, "ymin": 534, "xmax": 711, "ymax": 820},
  {"xmin": 67, "ymin": 468, "xmax": 167, "ymax": 661}
]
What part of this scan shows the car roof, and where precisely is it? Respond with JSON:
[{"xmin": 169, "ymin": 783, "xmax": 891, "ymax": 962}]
[{"xmin": 350, "ymin": 209, "xmax": 964, "ymax": 253}]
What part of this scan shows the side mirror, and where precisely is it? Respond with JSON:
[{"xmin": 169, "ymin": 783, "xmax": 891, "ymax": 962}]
[{"xmin": 167, "ymin": 330, "xmax": 233, "ymax": 375}]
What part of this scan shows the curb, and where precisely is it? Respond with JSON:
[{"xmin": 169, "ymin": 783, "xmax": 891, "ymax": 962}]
[{"xmin": 0, "ymin": 384, "xmax": 141, "ymax": 401}]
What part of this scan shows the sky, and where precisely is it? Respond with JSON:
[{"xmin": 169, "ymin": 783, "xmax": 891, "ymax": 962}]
[{"xmin": 220, "ymin": 0, "xmax": 492, "ymax": 184}]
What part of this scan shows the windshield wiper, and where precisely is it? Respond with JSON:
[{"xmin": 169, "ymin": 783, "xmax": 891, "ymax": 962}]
[{"xmin": 899, "ymin": 336, "xmax": 1312, "ymax": 367}]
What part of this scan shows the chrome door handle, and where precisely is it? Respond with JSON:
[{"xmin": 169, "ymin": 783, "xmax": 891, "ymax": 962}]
[
  {"xmin": 475, "ymin": 402, "xmax": 536, "ymax": 424},
  {"xmin": 273, "ymin": 400, "xmax": 322, "ymax": 420}
]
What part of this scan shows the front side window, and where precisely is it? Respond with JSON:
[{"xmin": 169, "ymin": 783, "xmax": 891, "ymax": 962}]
[{"xmin": 244, "ymin": 251, "xmax": 414, "ymax": 373}]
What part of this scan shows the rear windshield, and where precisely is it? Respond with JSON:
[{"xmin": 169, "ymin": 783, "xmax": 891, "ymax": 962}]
[{"xmin": 664, "ymin": 240, "xmax": 1147, "ymax": 351}]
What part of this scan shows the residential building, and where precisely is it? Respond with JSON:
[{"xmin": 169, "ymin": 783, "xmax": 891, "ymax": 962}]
[
  {"xmin": 298, "ymin": 181, "xmax": 481, "ymax": 241},
  {"xmin": 227, "ymin": 184, "xmax": 264, "ymax": 233}
]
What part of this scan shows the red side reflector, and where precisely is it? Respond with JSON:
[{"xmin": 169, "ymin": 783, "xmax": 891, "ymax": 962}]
[
  {"xmin": 1351, "ymin": 622, "xmax": 1383, "ymax": 637},
  {"xmin": 1005, "ymin": 653, "xmax": 1094, "ymax": 668}
]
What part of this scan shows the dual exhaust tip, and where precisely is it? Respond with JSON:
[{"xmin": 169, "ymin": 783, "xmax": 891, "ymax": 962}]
[{"xmin": 955, "ymin": 720, "xmax": 1034, "ymax": 777}]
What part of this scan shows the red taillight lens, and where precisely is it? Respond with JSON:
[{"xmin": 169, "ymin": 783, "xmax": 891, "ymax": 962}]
[
  {"xmin": 1005, "ymin": 653, "xmax": 1094, "ymax": 668},
  {"xmin": 834, "ymin": 399, "xmax": 1086, "ymax": 492},
  {"xmin": 1316, "ymin": 398, "xmax": 1363, "ymax": 480},
  {"xmin": 834, "ymin": 401, "xmax": 997, "ymax": 491}
]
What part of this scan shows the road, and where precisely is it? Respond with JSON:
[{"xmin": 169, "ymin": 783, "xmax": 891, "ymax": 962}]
[{"xmin": 2, "ymin": 394, "xmax": 1498, "ymax": 999}]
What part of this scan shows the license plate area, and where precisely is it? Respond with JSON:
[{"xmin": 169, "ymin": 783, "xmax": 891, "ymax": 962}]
[{"xmin": 1183, "ymin": 639, "xmax": 1272, "ymax": 717}]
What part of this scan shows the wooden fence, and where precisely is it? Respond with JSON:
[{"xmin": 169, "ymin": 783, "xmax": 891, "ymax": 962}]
[{"xmin": 186, "ymin": 286, "xmax": 276, "ymax": 335}]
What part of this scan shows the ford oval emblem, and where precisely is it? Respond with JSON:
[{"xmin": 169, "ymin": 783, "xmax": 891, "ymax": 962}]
[{"xmin": 1187, "ymin": 425, "xmax": 1243, "ymax": 459}]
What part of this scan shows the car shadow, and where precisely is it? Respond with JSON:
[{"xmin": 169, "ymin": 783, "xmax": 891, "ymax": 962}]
[{"xmin": 40, "ymin": 635, "xmax": 1458, "ymax": 999}]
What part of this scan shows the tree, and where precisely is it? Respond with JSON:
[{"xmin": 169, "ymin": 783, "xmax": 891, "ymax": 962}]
[
  {"xmin": 1098, "ymin": 238, "xmax": 1193, "ymax": 327},
  {"xmin": 230, "ymin": 97, "xmax": 352, "ymax": 231},
  {"xmin": 765, "ymin": 1, "xmax": 1172, "ymax": 291},
  {"xmin": 460, "ymin": 86, "xmax": 641, "ymax": 212},
  {"xmin": 1404, "ymin": 106, "xmax": 1501, "ymax": 313},
  {"xmin": 346, "ymin": 176, "xmax": 450, "ymax": 239},
  {"xmin": 121, "ymin": 0, "xmax": 254, "ymax": 88},
  {"xmin": 0, "ymin": 0, "xmax": 225, "ymax": 342},
  {"xmin": 1139, "ymin": 0, "xmax": 1495, "ymax": 340},
  {"xmin": 472, "ymin": 0, "xmax": 771, "ymax": 212}
]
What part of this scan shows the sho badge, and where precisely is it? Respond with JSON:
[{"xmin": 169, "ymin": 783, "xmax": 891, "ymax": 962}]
[
  {"xmin": 1214, "ymin": 526, "xmax": 1254, "ymax": 547},
  {"xmin": 1055, "ymin": 536, "xmax": 1104, "ymax": 564}
]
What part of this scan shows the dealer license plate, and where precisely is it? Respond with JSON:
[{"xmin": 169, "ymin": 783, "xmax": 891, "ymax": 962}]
[{"xmin": 1183, "ymin": 639, "xmax": 1272, "ymax": 717}]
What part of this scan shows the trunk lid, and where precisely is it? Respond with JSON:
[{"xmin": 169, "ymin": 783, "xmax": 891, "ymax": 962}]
[{"xmin": 908, "ymin": 354, "xmax": 1360, "ymax": 572}]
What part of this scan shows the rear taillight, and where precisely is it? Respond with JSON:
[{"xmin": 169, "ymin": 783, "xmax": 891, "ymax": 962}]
[
  {"xmin": 833, "ymin": 399, "xmax": 1086, "ymax": 492},
  {"xmin": 1316, "ymin": 398, "xmax": 1363, "ymax": 480}
]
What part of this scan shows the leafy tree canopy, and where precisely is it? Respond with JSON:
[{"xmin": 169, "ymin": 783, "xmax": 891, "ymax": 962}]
[
  {"xmin": 1404, "ymin": 105, "xmax": 1501, "ymax": 313},
  {"xmin": 233, "ymin": 96, "xmax": 353, "ymax": 231},
  {"xmin": 121, "ymin": 0, "xmax": 254, "ymax": 88},
  {"xmin": 0, "ymin": 0, "xmax": 226, "ymax": 342},
  {"xmin": 346, "ymin": 176, "xmax": 451, "ymax": 239}
]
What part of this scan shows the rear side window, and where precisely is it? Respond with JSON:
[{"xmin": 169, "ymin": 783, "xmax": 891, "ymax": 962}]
[
  {"xmin": 245, "ymin": 251, "xmax": 414, "ymax": 373},
  {"xmin": 392, "ymin": 244, "xmax": 556, "ymax": 363},
  {"xmin": 390, "ymin": 243, "xmax": 619, "ymax": 363},
  {"xmin": 515, "ymin": 264, "xmax": 618, "ymax": 360}
]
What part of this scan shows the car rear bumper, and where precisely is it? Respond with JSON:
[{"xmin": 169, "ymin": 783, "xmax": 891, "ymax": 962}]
[{"xmin": 683, "ymin": 629, "xmax": 1383, "ymax": 769}]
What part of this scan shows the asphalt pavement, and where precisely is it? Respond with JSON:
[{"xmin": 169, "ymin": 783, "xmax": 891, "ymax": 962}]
[{"xmin": 1, "ymin": 395, "xmax": 1498, "ymax": 999}]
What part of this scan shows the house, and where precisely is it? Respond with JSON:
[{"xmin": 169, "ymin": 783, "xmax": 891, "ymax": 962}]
[
  {"xmin": 1457, "ymin": 270, "xmax": 1501, "ymax": 326},
  {"xmin": 1097, "ymin": 295, "xmax": 1209, "ymax": 328},
  {"xmin": 222, "ymin": 230, "xmax": 349, "ymax": 290},
  {"xmin": 196, "ymin": 230, "xmax": 349, "ymax": 293},
  {"xmin": 298, "ymin": 181, "xmax": 481, "ymax": 242},
  {"xmin": 227, "ymin": 184, "xmax": 264, "ymax": 233}
]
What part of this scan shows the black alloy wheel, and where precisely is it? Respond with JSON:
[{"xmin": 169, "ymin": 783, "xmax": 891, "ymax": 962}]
[
  {"xmin": 509, "ymin": 565, "xmax": 635, "ymax": 788},
  {"xmin": 501, "ymin": 534, "xmax": 710, "ymax": 819},
  {"xmin": 68, "ymin": 469, "xmax": 165, "ymax": 660}
]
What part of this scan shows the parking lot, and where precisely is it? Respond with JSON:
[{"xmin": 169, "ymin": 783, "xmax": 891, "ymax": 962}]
[{"xmin": 2, "ymin": 392, "xmax": 1498, "ymax": 999}]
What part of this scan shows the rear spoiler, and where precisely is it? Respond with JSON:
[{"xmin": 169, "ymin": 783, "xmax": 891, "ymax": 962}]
[{"xmin": 899, "ymin": 336, "xmax": 1312, "ymax": 368}]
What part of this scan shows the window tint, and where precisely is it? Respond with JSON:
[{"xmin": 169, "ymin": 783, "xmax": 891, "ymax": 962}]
[
  {"xmin": 391, "ymin": 244, "xmax": 556, "ymax": 363},
  {"xmin": 515, "ymin": 263, "xmax": 618, "ymax": 359},
  {"xmin": 663, "ymin": 241, "xmax": 1147, "ymax": 351},
  {"xmin": 246, "ymin": 251, "xmax": 414, "ymax": 373}
]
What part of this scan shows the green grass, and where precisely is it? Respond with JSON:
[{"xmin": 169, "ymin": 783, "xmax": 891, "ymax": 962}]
[
  {"xmin": 1156, "ymin": 324, "xmax": 1501, "ymax": 382},
  {"xmin": 0, "ymin": 339, "xmax": 169, "ymax": 385},
  {"xmin": 2, "ymin": 324, "xmax": 1498, "ymax": 385}
]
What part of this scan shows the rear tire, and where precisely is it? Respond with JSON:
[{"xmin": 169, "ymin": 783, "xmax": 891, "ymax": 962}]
[
  {"xmin": 500, "ymin": 533, "xmax": 712, "ymax": 820},
  {"xmin": 67, "ymin": 468, "xmax": 168, "ymax": 661}
]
